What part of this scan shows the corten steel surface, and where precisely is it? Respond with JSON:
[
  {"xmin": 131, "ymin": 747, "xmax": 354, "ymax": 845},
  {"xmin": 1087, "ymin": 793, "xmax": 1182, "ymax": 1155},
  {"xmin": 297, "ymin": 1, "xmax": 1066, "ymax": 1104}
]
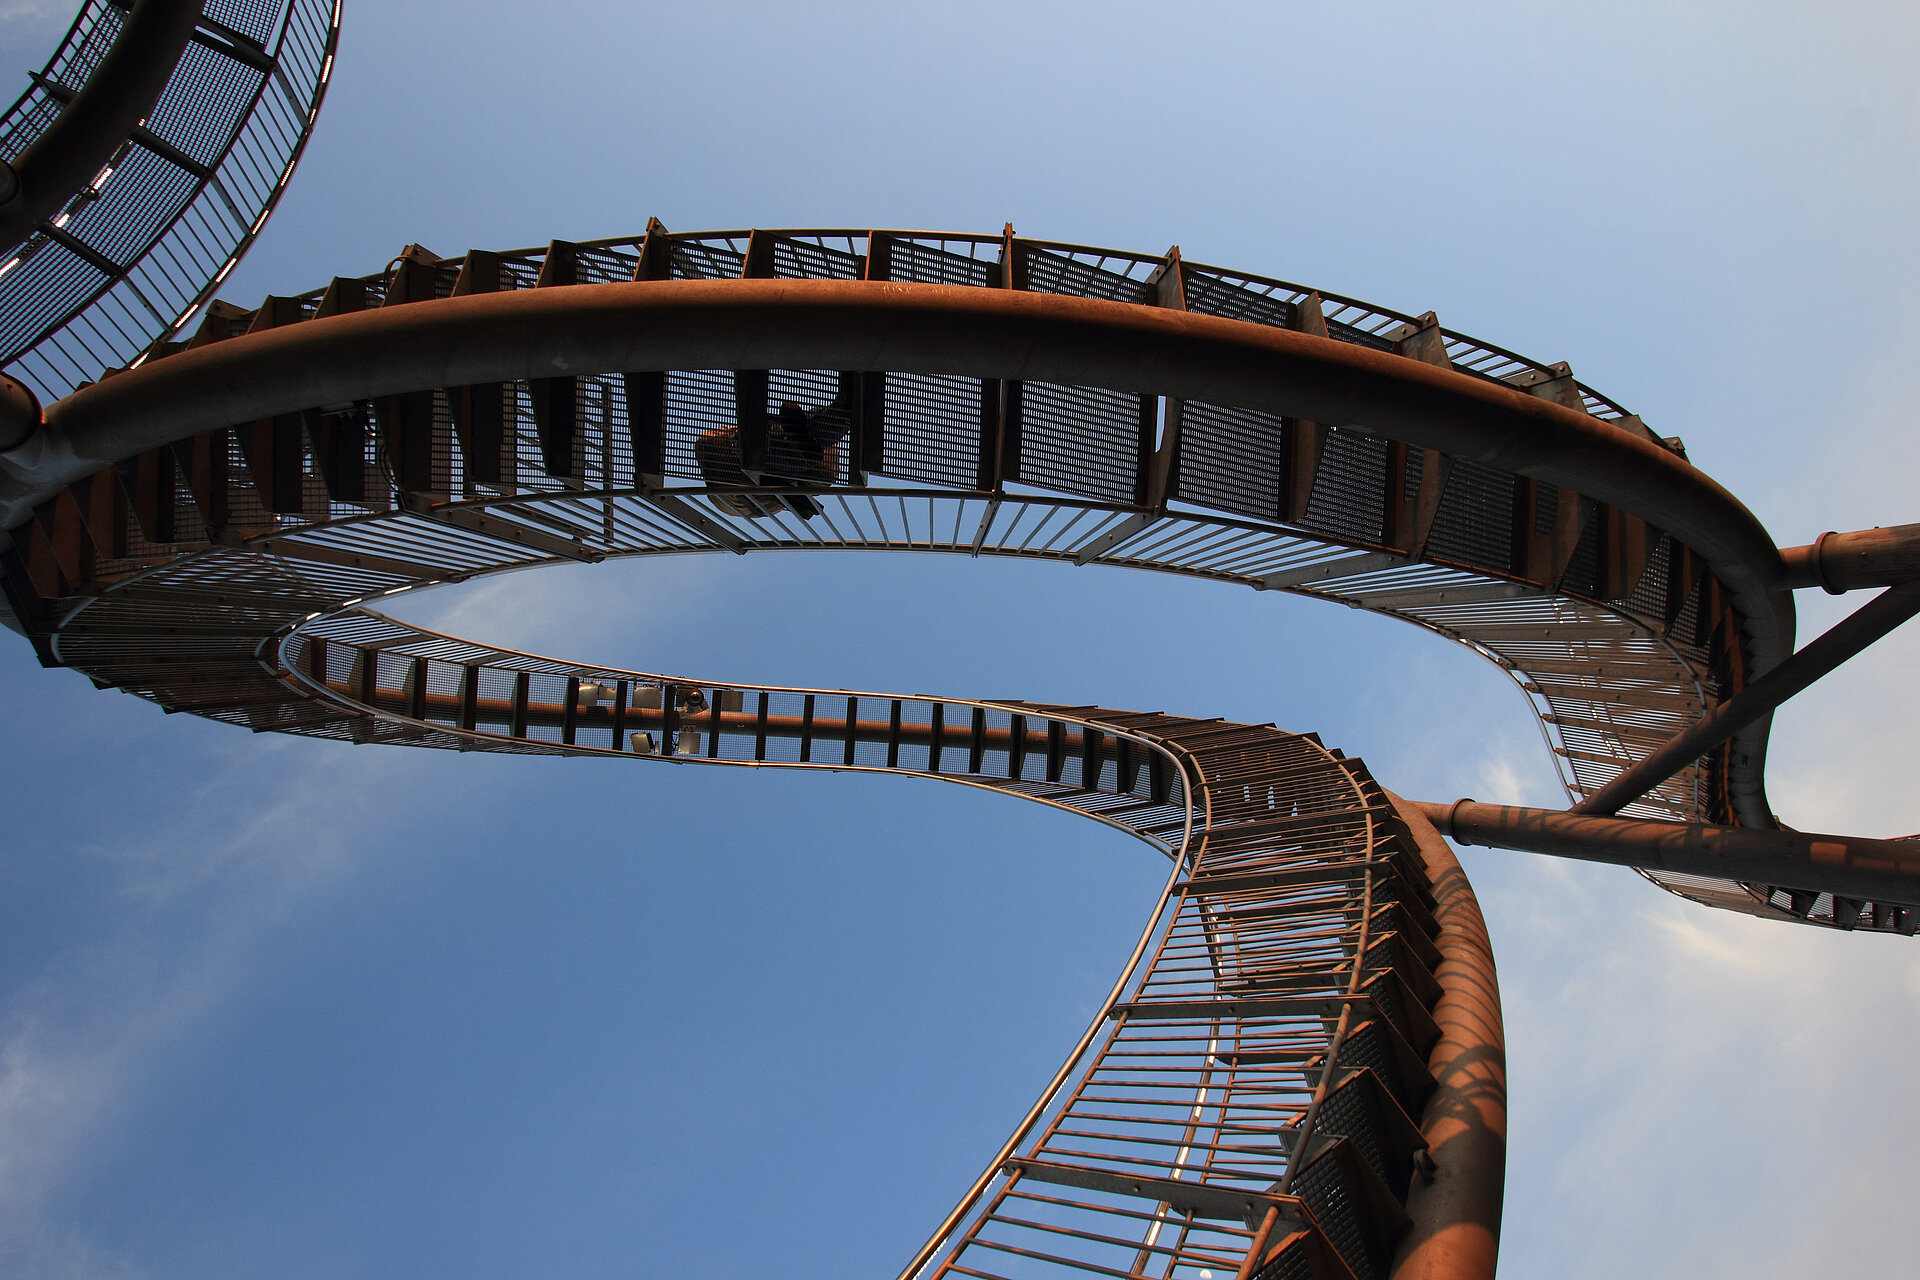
[
  {"xmin": 2, "ymin": 223, "xmax": 1913, "ymax": 1268},
  {"xmin": 1416, "ymin": 801, "xmax": 1920, "ymax": 918},
  {"xmin": 263, "ymin": 607, "xmax": 1499, "ymax": 1280},
  {"xmin": 1380, "ymin": 798, "xmax": 1504, "ymax": 1280},
  {"xmin": 4, "ymin": 226, "xmax": 1900, "ymax": 931},
  {"xmin": 0, "ymin": 0, "xmax": 342, "ymax": 403},
  {"xmin": 1775, "ymin": 522, "xmax": 1920, "ymax": 594},
  {"xmin": 0, "ymin": 1, "xmax": 202, "ymax": 255}
]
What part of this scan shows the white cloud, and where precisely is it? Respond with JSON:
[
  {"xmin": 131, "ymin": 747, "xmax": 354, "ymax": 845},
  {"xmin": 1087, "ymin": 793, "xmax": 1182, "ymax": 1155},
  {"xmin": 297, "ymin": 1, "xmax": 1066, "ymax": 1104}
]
[
  {"xmin": 379, "ymin": 555, "xmax": 720, "ymax": 673},
  {"xmin": 1484, "ymin": 850, "xmax": 1920, "ymax": 1278},
  {"xmin": 0, "ymin": 745, "xmax": 432, "ymax": 1276}
]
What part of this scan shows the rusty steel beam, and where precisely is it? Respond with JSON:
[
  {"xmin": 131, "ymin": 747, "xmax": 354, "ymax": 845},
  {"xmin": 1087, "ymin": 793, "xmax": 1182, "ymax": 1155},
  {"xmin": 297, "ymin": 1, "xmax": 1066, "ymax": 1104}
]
[
  {"xmin": 4, "ymin": 281, "xmax": 1784, "ymax": 633},
  {"xmin": 321, "ymin": 678, "xmax": 1096, "ymax": 756},
  {"xmin": 4, "ymin": 282, "xmax": 1773, "ymax": 584},
  {"xmin": 0, "ymin": 0, "xmax": 205, "ymax": 255},
  {"xmin": 34, "ymin": 276, "xmax": 1789, "ymax": 827},
  {"xmin": 1386, "ymin": 794, "xmax": 1505, "ymax": 1280},
  {"xmin": 1415, "ymin": 799, "xmax": 1920, "ymax": 908},
  {"xmin": 1572, "ymin": 579, "xmax": 1920, "ymax": 816},
  {"xmin": 1777, "ymin": 523, "xmax": 1920, "ymax": 594},
  {"xmin": 0, "ymin": 278, "xmax": 1798, "ymax": 829},
  {"xmin": 0, "ymin": 374, "xmax": 40, "ymax": 453}
]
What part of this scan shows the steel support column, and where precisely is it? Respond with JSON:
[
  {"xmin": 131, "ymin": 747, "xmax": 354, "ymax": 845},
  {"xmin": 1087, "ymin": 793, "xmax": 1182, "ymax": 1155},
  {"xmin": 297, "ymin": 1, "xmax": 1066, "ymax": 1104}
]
[
  {"xmin": 1387, "ymin": 794, "xmax": 1506, "ymax": 1280},
  {"xmin": 1416, "ymin": 800, "xmax": 1920, "ymax": 908}
]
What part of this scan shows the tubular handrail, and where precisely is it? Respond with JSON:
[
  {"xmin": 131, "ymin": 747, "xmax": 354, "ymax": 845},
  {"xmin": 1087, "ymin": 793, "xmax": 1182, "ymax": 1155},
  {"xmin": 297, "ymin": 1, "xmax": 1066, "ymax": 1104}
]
[
  {"xmin": 251, "ymin": 607, "xmax": 1475, "ymax": 1280},
  {"xmin": 0, "ymin": 0, "xmax": 343, "ymax": 402},
  {"xmin": 5, "ymin": 227, "xmax": 1892, "ymax": 933}
]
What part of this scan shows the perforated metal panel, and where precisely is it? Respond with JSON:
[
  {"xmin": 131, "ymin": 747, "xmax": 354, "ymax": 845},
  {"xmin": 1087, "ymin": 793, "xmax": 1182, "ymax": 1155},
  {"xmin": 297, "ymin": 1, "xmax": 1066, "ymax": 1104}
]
[
  {"xmin": 1174, "ymin": 401, "xmax": 1285, "ymax": 520},
  {"xmin": 0, "ymin": 0, "xmax": 342, "ymax": 400}
]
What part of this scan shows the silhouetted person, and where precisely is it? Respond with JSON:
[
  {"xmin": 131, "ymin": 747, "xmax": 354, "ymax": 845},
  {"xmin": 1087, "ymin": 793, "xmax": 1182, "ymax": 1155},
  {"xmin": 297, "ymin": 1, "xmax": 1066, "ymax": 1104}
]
[{"xmin": 696, "ymin": 389, "xmax": 851, "ymax": 520}]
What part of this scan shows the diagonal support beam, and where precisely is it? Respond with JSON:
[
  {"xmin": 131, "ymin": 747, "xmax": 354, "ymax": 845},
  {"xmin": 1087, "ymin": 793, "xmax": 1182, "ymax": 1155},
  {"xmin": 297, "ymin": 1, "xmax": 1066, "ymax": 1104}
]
[
  {"xmin": 1573, "ymin": 578, "xmax": 1920, "ymax": 815},
  {"xmin": 400, "ymin": 495, "xmax": 601, "ymax": 562},
  {"xmin": 638, "ymin": 493, "xmax": 750, "ymax": 554},
  {"xmin": 1259, "ymin": 550, "xmax": 1411, "ymax": 591},
  {"xmin": 1071, "ymin": 510, "xmax": 1157, "ymax": 565}
]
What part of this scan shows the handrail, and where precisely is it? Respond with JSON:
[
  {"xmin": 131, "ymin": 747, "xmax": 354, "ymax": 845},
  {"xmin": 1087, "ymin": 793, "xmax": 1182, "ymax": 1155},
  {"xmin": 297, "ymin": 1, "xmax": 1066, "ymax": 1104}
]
[
  {"xmin": 252, "ymin": 609, "xmax": 1477, "ymax": 1279},
  {"xmin": 4, "ymin": 228, "xmax": 1889, "ymax": 932},
  {"xmin": 0, "ymin": 0, "xmax": 202, "ymax": 254}
]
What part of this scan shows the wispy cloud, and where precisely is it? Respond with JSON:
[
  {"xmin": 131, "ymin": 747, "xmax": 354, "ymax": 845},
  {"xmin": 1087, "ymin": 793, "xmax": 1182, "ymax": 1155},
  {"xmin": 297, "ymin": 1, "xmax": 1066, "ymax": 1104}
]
[
  {"xmin": 381, "ymin": 555, "xmax": 719, "ymax": 673},
  {"xmin": 0, "ymin": 1, "xmax": 67, "ymax": 24},
  {"xmin": 1488, "ymin": 853, "xmax": 1920, "ymax": 1279},
  {"xmin": 0, "ymin": 743, "xmax": 437, "ymax": 1276}
]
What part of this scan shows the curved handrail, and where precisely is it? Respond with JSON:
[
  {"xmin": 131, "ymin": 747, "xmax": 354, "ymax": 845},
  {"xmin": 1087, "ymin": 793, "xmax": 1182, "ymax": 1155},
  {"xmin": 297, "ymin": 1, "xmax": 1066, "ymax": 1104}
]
[
  {"xmin": 1, "ymin": 278, "xmax": 1783, "ymax": 814},
  {"xmin": 255, "ymin": 607, "xmax": 1486, "ymax": 1280},
  {"xmin": 0, "ymin": 0, "xmax": 342, "ymax": 401},
  {"xmin": 0, "ymin": 0, "xmax": 202, "ymax": 254},
  {"xmin": 1, "ymin": 227, "xmax": 1881, "ymax": 931}
]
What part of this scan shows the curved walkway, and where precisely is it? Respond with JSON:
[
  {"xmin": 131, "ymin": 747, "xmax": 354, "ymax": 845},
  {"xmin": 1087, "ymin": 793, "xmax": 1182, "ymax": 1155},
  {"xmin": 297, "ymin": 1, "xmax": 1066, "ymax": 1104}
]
[
  {"xmin": 0, "ymin": 227, "xmax": 1860, "ymax": 928},
  {"xmin": 275, "ymin": 607, "xmax": 1500, "ymax": 1280},
  {"xmin": 0, "ymin": 0, "xmax": 342, "ymax": 402}
]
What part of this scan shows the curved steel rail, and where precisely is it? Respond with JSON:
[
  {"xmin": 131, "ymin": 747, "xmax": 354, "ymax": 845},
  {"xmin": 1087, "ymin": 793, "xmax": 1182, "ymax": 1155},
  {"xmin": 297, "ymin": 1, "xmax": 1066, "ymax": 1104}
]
[
  {"xmin": 0, "ymin": 227, "xmax": 1863, "ymax": 929},
  {"xmin": 0, "ymin": 0, "xmax": 342, "ymax": 403},
  {"xmin": 258, "ymin": 606, "xmax": 1498, "ymax": 1280}
]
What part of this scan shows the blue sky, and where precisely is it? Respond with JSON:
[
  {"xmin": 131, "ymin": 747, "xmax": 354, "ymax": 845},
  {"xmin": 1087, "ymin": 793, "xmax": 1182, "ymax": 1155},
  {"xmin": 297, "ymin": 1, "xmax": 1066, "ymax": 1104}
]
[{"xmin": 3, "ymin": 3, "xmax": 1919, "ymax": 1277}]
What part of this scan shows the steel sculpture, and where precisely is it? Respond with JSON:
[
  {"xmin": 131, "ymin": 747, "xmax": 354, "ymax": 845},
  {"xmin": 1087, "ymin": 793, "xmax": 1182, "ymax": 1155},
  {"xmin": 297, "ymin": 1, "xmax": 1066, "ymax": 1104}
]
[
  {"xmin": 0, "ymin": 0, "xmax": 342, "ymax": 406},
  {"xmin": 272, "ymin": 612, "xmax": 1506, "ymax": 1280},
  {"xmin": 3, "ymin": 224, "xmax": 1917, "ymax": 1278},
  {"xmin": 5, "ymin": 7, "xmax": 1913, "ymax": 1276}
]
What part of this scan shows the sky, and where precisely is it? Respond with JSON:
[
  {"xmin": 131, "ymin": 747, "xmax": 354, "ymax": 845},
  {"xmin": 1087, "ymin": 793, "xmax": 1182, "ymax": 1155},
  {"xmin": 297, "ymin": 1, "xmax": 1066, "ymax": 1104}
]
[{"xmin": 3, "ymin": 2, "xmax": 1920, "ymax": 1277}]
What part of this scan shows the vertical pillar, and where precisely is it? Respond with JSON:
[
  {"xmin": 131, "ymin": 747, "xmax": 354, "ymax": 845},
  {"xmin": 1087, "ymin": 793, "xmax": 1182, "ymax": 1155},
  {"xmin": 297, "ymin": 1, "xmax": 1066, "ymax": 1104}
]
[{"xmin": 1384, "ymin": 794, "xmax": 1506, "ymax": 1280}]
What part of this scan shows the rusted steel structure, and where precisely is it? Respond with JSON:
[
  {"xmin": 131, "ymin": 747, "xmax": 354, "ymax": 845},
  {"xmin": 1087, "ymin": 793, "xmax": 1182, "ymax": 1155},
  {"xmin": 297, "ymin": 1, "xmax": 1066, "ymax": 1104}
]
[
  {"xmin": 2, "ymin": 223, "xmax": 1915, "ymax": 1275},
  {"xmin": 5, "ymin": 6, "xmax": 1914, "ymax": 1273},
  {"xmin": 0, "ymin": 0, "xmax": 342, "ymax": 405},
  {"xmin": 263, "ymin": 610, "xmax": 1504, "ymax": 1280},
  {"xmin": 2, "ymin": 226, "xmax": 1910, "ymax": 931}
]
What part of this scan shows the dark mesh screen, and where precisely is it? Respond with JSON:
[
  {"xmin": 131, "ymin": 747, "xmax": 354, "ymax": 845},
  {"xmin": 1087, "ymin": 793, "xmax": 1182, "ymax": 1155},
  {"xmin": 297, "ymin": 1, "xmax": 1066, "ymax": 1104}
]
[
  {"xmin": 670, "ymin": 241, "xmax": 744, "ymax": 280},
  {"xmin": 1291, "ymin": 1147, "xmax": 1381, "ymax": 1280},
  {"xmin": 0, "ymin": 239, "xmax": 104, "ymax": 356},
  {"xmin": 1016, "ymin": 382, "xmax": 1138, "ymax": 503},
  {"xmin": 1425, "ymin": 458, "xmax": 1514, "ymax": 569},
  {"xmin": 773, "ymin": 239, "xmax": 861, "ymax": 280},
  {"xmin": 1625, "ymin": 532, "xmax": 1673, "ymax": 619},
  {"xmin": 1023, "ymin": 246, "xmax": 1150, "ymax": 302},
  {"xmin": 1174, "ymin": 400, "xmax": 1283, "ymax": 519},
  {"xmin": 204, "ymin": 0, "xmax": 284, "ymax": 43},
  {"xmin": 765, "ymin": 368, "xmax": 849, "ymax": 485},
  {"xmin": 886, "ymin": 241, "xmax": 994, "ymax": 287},
  {"xmin": 1313, "ymin": 1072, "xmax": 1412, "ymax": 1196},
  {"xmin": 661, "ymin": 370, "xmax": 734, "ymax": 481},
  {"xmin": 1299, "ymin": 428, "xmax": 1386, "ymax": 543},
  {"xmin": 883, "ymin": 373, "xmax": 979, "ymax": 488},
  {"xmin": 1249, "ymin": 1236, "xmax": 1316, "ymax": 1280},
  {"xmin": 1337, "ymin": 1019, "xmax": 1428, "ymax": 1118},
  {"xmin": 575, "ymin": 245, "xmax": 638, "ymax": 284},
  {"xmin": 1327, "ymin": 318, "xmax": 1395, "ymax": 352},
  {"xmin": 64, "ymin": 147, "xmax": 199, "ymax": 264},
  {"xmin": 146, "ymin": 39, "xmax": 264, "ymax": 167},
  {"xmin": 1183, "ymin": 271, "xmax": 1294, "ymax": 328}
]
